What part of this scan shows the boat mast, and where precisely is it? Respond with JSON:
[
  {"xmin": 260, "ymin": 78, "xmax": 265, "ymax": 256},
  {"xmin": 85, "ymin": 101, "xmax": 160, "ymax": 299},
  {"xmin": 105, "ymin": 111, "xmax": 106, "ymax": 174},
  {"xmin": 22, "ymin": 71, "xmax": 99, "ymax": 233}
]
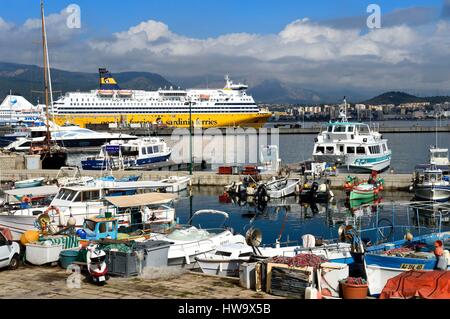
[{"xmin": 40, "ymin": 0, "xmax": 51, "ymax": 144}]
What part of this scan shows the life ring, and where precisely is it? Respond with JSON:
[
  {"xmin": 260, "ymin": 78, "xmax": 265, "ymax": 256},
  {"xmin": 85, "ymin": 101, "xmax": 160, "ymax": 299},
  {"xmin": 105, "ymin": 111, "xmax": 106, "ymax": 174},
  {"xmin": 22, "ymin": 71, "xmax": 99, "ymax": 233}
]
[{"xmin": 44, "ymin": 205, "xmax": 61, "ymax": 216}]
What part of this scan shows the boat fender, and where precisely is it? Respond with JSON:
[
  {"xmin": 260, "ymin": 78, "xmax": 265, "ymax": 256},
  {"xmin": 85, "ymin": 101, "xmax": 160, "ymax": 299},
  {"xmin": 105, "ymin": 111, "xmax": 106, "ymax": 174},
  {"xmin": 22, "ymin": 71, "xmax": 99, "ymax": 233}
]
[{"xmin": 21, "ymin": 196, "xmax": 31, "ymax": 203}]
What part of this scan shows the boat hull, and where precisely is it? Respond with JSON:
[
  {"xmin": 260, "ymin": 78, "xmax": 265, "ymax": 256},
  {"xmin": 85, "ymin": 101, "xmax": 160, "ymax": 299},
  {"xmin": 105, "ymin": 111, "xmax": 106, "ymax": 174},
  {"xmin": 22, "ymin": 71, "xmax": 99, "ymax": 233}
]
[
  {"xmin": 314, "ymin": 154, "xmax": 391, "ymax": 173},
  {"xmin": 364, "ymin": 255, "xmax": 442, "ymax": 296},
  {"xmin": 415, "ymin": 186, "xmax": 450, "ymax": 202},
  {"xmin": 54, "ymin": 137, "xmax": 136, "ymax": 148},
  {"xmin": 81, "ymin": 153, "xmax": 171, "ymax": 170},
  {"xmin": 53, "ymin": 112, "xmax": 272, "ymax": 129},
  {"xmin": 41, "ymin": 151, "xmax": 68, "ymax": 170}
]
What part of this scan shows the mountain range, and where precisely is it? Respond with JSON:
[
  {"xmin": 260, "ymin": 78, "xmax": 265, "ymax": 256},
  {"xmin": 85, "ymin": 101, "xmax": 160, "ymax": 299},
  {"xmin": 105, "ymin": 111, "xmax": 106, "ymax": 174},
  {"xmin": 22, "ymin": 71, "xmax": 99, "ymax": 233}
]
[
  {"xmin": 0, "ymin": 62, "xmax": 173, "ymax": 104},
  {"xmin": 1, "ymin": 61, "xmax": 450, "ymax": 105},
  {"xmin": 362, "ymin": 91, "xmax": 450, "ymax": 105}
]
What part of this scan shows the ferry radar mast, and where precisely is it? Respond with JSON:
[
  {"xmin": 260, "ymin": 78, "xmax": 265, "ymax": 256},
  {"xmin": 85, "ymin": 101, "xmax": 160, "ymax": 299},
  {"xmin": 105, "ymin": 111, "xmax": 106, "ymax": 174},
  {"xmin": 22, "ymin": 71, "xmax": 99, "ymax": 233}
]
[{"xmin": 338, "ymin": 96, "xmax": 349, "ymax": 123}]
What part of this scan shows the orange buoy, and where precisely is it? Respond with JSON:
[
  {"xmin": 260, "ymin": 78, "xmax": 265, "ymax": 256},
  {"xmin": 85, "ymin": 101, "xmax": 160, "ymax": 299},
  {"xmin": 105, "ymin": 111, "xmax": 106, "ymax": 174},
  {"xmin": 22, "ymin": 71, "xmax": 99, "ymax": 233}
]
[{"xmin": 20, "ymin": 230, "xmax": 40, "ymax": 245}]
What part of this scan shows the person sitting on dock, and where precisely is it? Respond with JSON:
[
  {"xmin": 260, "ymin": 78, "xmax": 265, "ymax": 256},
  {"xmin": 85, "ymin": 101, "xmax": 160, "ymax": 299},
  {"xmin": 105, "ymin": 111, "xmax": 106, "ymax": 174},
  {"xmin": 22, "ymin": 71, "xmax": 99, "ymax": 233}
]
[{"xmin": 433, "ymin": 240, "xmax": 448, "ymax": 271}]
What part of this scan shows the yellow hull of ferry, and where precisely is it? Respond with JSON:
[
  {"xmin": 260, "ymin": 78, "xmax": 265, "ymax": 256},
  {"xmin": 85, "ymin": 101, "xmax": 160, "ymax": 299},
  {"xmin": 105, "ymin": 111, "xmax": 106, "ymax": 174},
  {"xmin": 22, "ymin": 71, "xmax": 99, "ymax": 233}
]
[{"xmin": 53, "ymin": 112, "xmax": 272, "ymax": 128}]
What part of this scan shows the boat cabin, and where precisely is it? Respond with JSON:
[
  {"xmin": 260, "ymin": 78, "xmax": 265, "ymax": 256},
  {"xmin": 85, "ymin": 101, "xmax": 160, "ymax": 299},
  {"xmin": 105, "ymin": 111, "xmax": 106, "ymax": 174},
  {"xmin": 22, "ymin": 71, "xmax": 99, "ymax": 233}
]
[
  {"xmin": 414, "ymin": 168, "xmax": 444, "ymax": 185},
  {"xmin": 314, "ymin": 122, "xmax": 389, "ymax": 157},
  {"xmin": 430, "ymin": 148, "xmax": 450, "ymax": 166},
  {"xmin": 101, "ymin": 138, "xmax": 167, "ymax": 158},
  {"xmin": 104, "ymin": 193, "xmax": 177, "ymax": 232},
  {"xmin": 82, "ymin": 217, "xmax": 118, "ymax": 240}
]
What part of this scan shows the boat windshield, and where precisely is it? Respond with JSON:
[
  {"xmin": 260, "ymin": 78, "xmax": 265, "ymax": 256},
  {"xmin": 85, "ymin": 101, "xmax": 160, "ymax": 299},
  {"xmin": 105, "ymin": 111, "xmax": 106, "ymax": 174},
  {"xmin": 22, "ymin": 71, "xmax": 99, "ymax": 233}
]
[
  {"xmin": 432, "ymin": 151, "xmax": 448, "ymax": 158},
  {"xmin": 356, "ymin": 124, "xmax": 370, "ymax": 135},
  {"xmin": 424, "ymin": 173, "xmax": 442, "ymax": 182},
  {"xmin": 166, "ymin": 227, "xmax": 211, "ymax": 241}
]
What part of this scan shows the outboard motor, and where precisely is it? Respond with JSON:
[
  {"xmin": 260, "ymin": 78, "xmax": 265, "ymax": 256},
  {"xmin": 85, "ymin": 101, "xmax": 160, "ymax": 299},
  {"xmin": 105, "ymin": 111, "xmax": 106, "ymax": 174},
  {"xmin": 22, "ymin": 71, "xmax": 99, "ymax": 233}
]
[
  {"xmin": 255, "ymin": 184, "xmax": 269, "ymax": 203},
  {"xmin": 308, "ymin": 181, "xmax": 319, "ymax": 200},
  {"xmin": 86, "ymin": 244, "xmax": 109, "ymax": 285}
]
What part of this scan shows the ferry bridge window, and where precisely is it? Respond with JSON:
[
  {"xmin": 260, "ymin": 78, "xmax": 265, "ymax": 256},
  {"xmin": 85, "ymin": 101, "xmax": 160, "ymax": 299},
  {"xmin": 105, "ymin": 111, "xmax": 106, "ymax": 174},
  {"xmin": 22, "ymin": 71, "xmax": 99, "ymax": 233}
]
[
  {"xmin": 357, "ymin": 147, "xmax": 366, "ymax": 154},
  {"xmin": 153, "ymin": 146, "xmax": 160, "ymax": 153},
  {"xmin": 142, "ymin": 147, "xmax": 147, "ymax": 155},
  {"xmin": 382, "ymin": 144, "xmax": 387, "ymax": 152},
  {"xmin": 316, "ymin": 146, "xmax": 325, "ymax": 154},
  {"xmin": 339, "ymin": 145, "xmax": 344, "ymax": 153},
  {"xmin": 347, "ymin": 126, "xmax": 354, "ymax": 132},
  {"xmin": 327, "ymin": 126, "xmax": 332, "ymax": 132},
  {"xmin": 358, "ymin": 125, "xmax": 370, "ymax": 134},
  {"xmin": 346, "ymin": 146, "xmax": 355, "ymax": 154},
  {"xmin": 326, "ymin": 146, "xmax": 334, "ymax": 154},
  {"xmin": 147, "ymin": 146, "xmax": 153, "ymax": 154},
  {"xmin": 334, "ymin": 126, "xmax": 346, "ymax": 133}
]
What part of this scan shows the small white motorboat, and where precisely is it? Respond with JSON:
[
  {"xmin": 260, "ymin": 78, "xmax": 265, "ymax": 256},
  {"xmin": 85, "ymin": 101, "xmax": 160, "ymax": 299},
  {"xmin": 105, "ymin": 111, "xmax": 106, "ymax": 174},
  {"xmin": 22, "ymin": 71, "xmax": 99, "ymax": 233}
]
[
  {"xmin": 264, "ymin": 177, "xmax": 300, "ymax": 199},
  {"xmin": 159, "ymin": 176, "xmax": 191, "ymax": 193},
  {"xmin": 14, "ymin": 177, "xmax": 45, "ymax": 189},
  {"xmin": 150, "ymin": 210, "xmax": 245, "ymax": 268},
  {"xmin": 196, "ymin": 233, "xmax": 353, "ymax": 277}
]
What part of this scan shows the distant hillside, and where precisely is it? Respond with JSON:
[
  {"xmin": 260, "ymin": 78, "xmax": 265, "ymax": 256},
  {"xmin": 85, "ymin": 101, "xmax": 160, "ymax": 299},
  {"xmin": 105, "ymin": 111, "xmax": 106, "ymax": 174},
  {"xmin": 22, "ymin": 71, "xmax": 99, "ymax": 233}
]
[
  {"xmin": 248, "ymin": 79, "xmax": 325, "ymax": 104},
  {"xmin": 362, "ymin": 91, "xmax": 450, "ymax": 105},
  {"xmin": 0, "ymin": 62, "xmax": 173, "ymax": 103}
]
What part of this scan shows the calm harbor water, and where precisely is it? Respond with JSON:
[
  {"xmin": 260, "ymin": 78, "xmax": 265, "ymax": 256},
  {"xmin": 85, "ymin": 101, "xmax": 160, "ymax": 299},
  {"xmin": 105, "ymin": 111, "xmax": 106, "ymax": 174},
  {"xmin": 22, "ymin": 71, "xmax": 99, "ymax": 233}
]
[
  {"xmin": 173, "ymin": 187, "xmax": 450, "ymax": 246},
  {"xmin": 67, "ymin": 131, "xmax": 450, "ymax": 174}
]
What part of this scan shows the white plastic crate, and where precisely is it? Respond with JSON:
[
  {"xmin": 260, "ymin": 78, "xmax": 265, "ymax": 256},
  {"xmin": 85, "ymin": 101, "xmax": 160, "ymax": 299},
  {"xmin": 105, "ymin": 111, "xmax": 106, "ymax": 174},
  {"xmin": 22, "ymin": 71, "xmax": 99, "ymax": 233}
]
[{"xmin": 25, "ymin": 242, "xmax": 64, "ymax": 265}]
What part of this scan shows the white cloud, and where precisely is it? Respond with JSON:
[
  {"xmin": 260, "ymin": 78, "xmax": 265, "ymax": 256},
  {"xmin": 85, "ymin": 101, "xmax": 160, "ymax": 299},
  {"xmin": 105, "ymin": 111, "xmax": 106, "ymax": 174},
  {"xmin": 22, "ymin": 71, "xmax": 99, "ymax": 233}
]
[{"xmin": 2, "ymin": 5, "xmax": 450, "ymax": 97}]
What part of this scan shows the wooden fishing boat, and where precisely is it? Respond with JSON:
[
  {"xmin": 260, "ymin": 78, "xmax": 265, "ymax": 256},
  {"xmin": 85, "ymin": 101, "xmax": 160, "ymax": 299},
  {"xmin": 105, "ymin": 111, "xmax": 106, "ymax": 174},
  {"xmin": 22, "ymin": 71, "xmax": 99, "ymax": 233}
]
[
  {"xmin": 364, "ymin": 231, "xmax": 450, "ymax": 296},
  {"xmin": 349, "ymin": 183, "xmax": 381, "ymax": 200}
]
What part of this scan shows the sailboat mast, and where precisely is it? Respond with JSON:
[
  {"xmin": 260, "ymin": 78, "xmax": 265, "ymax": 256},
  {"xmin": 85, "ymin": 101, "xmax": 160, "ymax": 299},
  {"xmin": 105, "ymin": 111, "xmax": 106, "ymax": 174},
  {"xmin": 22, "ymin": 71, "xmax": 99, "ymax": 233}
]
[{"xmin": 40, "ymin": 0, "xmax": 51, "ymax": 142}]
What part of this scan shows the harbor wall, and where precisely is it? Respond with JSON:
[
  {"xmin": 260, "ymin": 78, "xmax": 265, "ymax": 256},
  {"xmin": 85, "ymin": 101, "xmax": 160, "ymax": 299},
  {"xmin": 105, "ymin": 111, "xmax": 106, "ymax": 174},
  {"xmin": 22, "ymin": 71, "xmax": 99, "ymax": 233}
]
[
  {"xmin": 0, "ymin": 169, "xmax": 413, "ymax": 190},
  {"xmin": 85, "ymin": 125, "xmax": 450, "ymax": 136}
]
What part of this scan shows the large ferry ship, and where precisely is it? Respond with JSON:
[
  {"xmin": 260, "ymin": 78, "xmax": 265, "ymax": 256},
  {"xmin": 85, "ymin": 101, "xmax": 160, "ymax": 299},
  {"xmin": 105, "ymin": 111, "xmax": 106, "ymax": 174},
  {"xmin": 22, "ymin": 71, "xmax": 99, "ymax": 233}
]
[
  {"xmin": 51, "ymin": 69, "xmax": 271, "ymax": 128},
  {"xmin": 0, "ymin": 95, "xmax": 44, "ymax": 126}
]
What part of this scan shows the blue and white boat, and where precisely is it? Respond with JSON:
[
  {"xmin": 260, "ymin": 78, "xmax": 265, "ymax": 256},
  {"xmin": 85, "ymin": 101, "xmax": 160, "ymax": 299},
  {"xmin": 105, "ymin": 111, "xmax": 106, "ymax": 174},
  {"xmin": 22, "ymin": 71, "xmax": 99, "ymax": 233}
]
[
  {"xmin": 364, "ymin": 231, "xmax": 450, "ymax": 296},
  {"xmin": 312, "ymin": 98, "xmax": 392, "ymax": 173},
  {"xmin": 81, "ymin": 137, "xmax": 172, "ymax": 170},
  {"xmin": 412, "ymin": 166, "xmax": 450, "ymax": 202}
]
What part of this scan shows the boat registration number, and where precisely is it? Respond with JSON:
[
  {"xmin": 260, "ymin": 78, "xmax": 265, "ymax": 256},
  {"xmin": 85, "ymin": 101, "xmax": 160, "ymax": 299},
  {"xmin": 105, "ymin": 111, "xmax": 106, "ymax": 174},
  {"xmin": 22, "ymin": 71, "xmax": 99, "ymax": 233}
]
[
  {"xmin": 98, "ymin": 276, "xmax": 105, "ymax": 282},
  {"xmin": 400, "ymin": 264, "xmax": 425, "ymax": 270}
]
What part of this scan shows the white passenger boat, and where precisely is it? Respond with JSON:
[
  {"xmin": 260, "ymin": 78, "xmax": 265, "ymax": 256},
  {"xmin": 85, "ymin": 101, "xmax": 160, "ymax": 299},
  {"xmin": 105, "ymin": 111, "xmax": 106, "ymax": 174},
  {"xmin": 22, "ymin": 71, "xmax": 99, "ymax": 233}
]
[{"xmin": 312, "ymin": 99, "xmax": 391, "ymax": 173}]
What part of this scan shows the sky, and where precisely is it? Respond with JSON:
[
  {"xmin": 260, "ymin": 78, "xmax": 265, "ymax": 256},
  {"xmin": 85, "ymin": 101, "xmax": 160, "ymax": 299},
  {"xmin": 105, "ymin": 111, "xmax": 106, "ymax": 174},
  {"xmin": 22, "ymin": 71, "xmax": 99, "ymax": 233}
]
[{"xmin": 1, "ymin": 0, "xmax": 450, "ymax": 98}]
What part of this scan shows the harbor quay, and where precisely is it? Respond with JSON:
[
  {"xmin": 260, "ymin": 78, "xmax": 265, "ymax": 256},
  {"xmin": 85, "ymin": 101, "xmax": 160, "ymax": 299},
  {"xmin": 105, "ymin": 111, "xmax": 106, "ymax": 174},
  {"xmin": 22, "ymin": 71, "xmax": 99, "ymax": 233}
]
[
  {"xmin": 0, "ymin": 264, "xmax": 279, "ymax": 299},
  {"xmin": 0, "ymin": 168, "xmax": 413, "ymax": 190},
  {"xmin": 83, "ymin": 124, "xmax": 450, "ymax": 136}
]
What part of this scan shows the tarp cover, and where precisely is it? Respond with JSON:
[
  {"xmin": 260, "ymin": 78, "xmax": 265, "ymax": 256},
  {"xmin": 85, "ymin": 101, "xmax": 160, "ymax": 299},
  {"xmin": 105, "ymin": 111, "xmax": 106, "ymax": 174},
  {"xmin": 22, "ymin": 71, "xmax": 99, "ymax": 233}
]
[
  {"xmin": 380, "ymin": 271, "xmax": 450, "ymax": 299},
  {"xmin": 105, "ymin": 193, "xmax": 176, "ymax": 208}
]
